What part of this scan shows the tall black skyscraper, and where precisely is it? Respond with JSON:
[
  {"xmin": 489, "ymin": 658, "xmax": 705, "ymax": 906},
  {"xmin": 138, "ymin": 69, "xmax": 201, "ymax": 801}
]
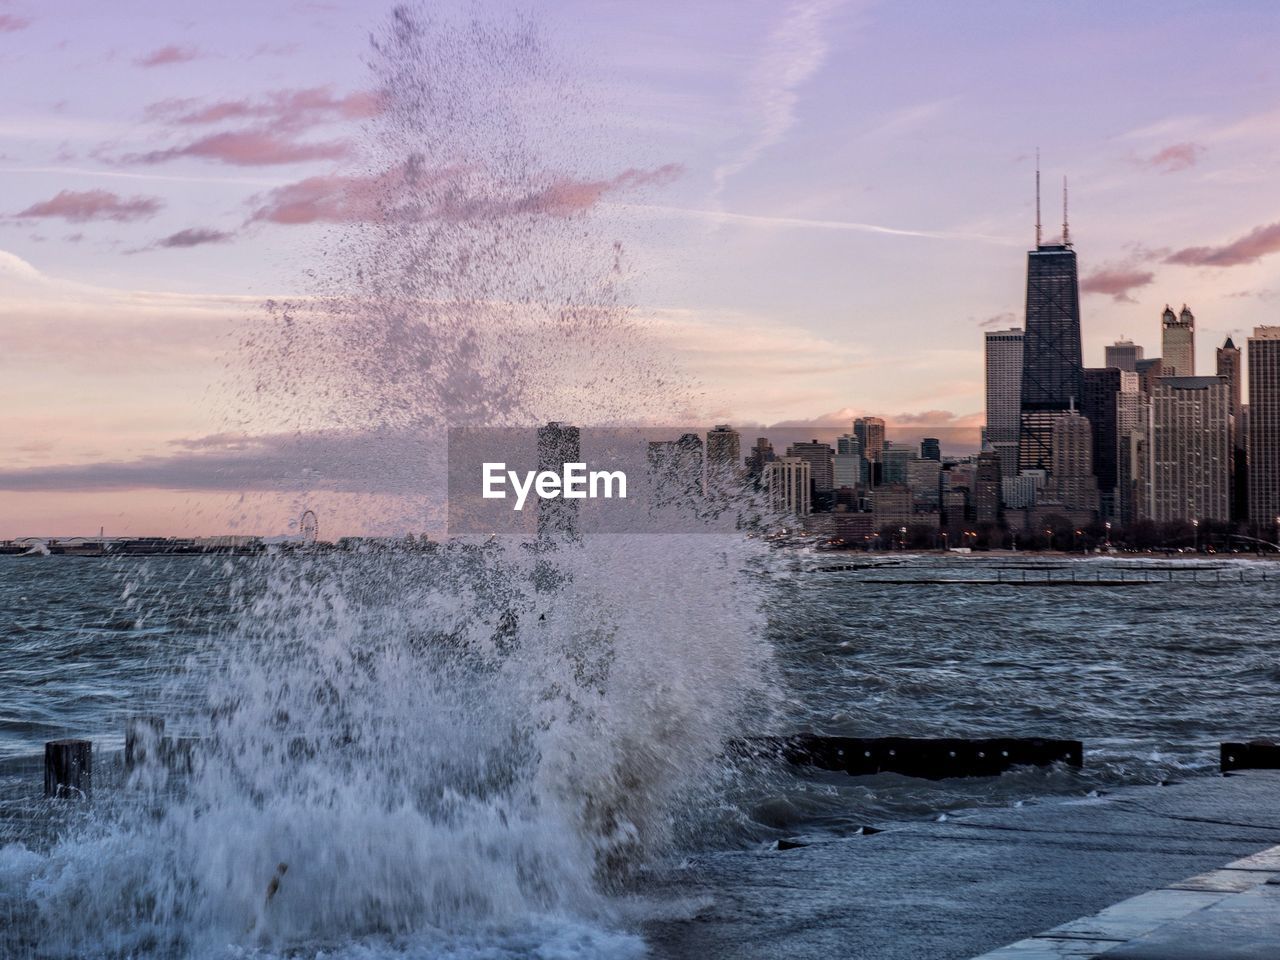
[{"xmin": 1018, "ymin": 171, "xmax": 1083, "ymax": 473}]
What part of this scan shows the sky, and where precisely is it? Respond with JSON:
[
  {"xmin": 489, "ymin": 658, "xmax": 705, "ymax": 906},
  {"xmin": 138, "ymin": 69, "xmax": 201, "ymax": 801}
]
[{"xmin": 2, "ymin": 0, "xmax": 1280, "ymax": 536}]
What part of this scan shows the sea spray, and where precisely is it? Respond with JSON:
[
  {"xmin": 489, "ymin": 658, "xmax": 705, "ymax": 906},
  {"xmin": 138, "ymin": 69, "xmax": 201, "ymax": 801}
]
[{"xmin": 0, "ymin": 5, "xmax": 783, "ymax": 957}]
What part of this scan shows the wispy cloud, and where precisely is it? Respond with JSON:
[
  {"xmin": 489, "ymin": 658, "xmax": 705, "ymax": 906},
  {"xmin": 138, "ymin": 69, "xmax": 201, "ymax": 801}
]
[
  {"xmin": 135, "ymin": 45, "xmax": 201, "ymax": 68},
  {"xmin": 1138, "ymin": 142, "xmax": 1204, "ymax": 173},
  {"xmin": 149, "ymin": 227, "xmax": 235, "ymax": 250},
  {"xmin": 621, "ymin": 202, "xmax": 1015, "ymax": 244},
  {"xmin": 1081, "ymin": 265, "xmax": 1156, "ymax": 302},
  {"xmin": 248, "ymin": 163, "xmax": 684, "ymax": 225},
  {"xmin": 15, "ymin": 189, "xmax": 163, "ymax": 223},
  {"xmin": 712, "ymin": 0, "xmax": 847, "ymax": 197},
  {"xmin": 124, "ymin": 130, "xmax": 351, "ymax": 167},
  {"xmin": 0, "ymin": 13, "xmax": 30, "ymax": 31},
  {"xmin": 1165, "ymin": 221, "xmax": 1280, "ymax": 268},
  {"xmin": 146, "ymin": 87, "xmax": 382, "ymax": 130}
]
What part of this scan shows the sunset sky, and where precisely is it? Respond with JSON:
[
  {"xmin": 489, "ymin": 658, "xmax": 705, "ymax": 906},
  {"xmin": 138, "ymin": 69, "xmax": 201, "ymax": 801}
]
[{"xmin": 3, "ymin": 0, "xmax": 1280, "ymax": 536}]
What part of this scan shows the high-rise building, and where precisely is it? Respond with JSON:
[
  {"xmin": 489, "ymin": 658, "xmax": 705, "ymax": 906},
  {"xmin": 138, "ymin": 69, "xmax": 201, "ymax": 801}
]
[
  {"xmin": 1044, "ymin": 411, "xmax": 1099, "ymax": 516},
  {"xmin": 1248, "ymin": 327, "xmax": 1280, "ymax": 527},
  {"xmin": 1217, "ymin": 338, "xmax": 1242, "ymax": 427},
  {"xmin": 974, "ymin": 451, "xmax": 1002, "ymax": 524},
  {"xmin": 1018, "ymin": 178, "xmax": 1082, "ymax": 474},
  {"xmin": 786, "ymin": 440, "xmax": 835, "ymax": 494},
  {"xmin": 984, "ymin": 328, "xmax": 1023, "ymax": 479},
  {"xmin": 833, "ymin": 434, "xmax": 864, "ymax": 489},
  {"xmin": 1115, "ymin": 372, "xmax": 1147, "ymax": 524},
  {"xmin": 871, "ymin": 484, "xmax": 914, "ymax": 529},
  {"xmin": 853, "ymin": 417, "xmax": 885, "ymax": 471},
  {"xmin": 705, "ymin": 424, "xmax": 740, "ymax": 470},
  {"xmin": 1136, "ymin": 357, "xmax": 1164, "ymax": 396},
  {"xmin": 1151, "ymin": 377, "xmax": 1230, "ymax": 522},
  {"xmin": 538, "ymin": 421, "xmax": 581, "ymax": 539},
  {"xmin": 1161, "ymin": 304, "xmax": 1196, "ymax": 377},
  {"xmin": 746, "ymin": 437, "xmax": 775, "ymax": 478},
  {"xmin": 647, "ymin": 433, "xmax": 705, "ymax": 508},
  {"xmin": 920, "ymin": 437, "xmax": 941, "ymax": 461},
  {"xmin": 906, "ymin": 458, "xmax": 942, "ymax": 510},
  {"xmin": 1217, "ymin": 337, "xmax": 1246, "ymax": 520},
  {"xmin": 881, "ymin": 442, "xmax": 912, "ymax": 486},
  {"xmin": 763, "ymin": 457, "xmax": 811, "ymax": 517},
  {"xmin": 1105, "ymin": 339, "xmax": 1143, "ymax": 372},
  {"xmin": 1081, "ymin": 368, "xmax": 1122, "ymax": 519},
  {"xmin": 705, "ymin": 424, "xmax": 741, "ymax": 493}
]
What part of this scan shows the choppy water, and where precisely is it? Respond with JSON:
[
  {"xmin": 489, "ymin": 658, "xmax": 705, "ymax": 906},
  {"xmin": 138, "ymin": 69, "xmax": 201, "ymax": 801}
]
[{"xmin": 4, "ymin": 552, "xmax": 1277, "ymax": 827}]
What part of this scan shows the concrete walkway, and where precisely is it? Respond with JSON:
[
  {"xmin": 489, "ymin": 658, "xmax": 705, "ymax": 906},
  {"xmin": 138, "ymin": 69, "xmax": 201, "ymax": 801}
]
[
  {"xmin": 649, "ymin": 771, "xmax": 1280, "ymax": 960},
  {"xmin": 974, "ymin": 841, "xmax": 1280, "ymax": 958}
]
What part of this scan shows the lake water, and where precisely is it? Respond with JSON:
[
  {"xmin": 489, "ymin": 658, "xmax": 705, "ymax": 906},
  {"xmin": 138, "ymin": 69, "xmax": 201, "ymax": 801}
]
[{"xmin": 1, "ymin": 550, "xmax": 1276, "ymax": 957}]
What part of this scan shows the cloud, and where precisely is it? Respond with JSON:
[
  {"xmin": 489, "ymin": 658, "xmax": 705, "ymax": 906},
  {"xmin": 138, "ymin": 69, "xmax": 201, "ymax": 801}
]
[
  {"xmin": 977, "ymin": 311, "xmax": 1016, "ymax": 328},
  {"xmin": 146, "ymin": 87, "xmax": 382, "ymax": 130},
  {"xmin": 0, "ymin": 429, "xmax": 432, "ymax": 494},
  {"xmin": 623, "ymin": 202, "xmax": 1014, "ymax": 244},
  {"xmin": 1139, "ymin": 142, "xmax": 1203, "ymax": 173},
  {"xmin": 126, "ymin": 130, "xmax": 351, "ymax": 166},
  {"xmin": 713, "ymin": 0, "xmax": 847, "ymax": 196},
  {"xmin": 15, "ymin": 189, "xmax": 163, "ymax": 222},
  {"xmin": 135, "ymin": 45, "xmax": 200, "ymax": 68},
  {"xmin": 1165, "ymin": 221, "xmax": 1280, "ymax": 268},
  {"xmin": 1081, "ymin": 266, "xmax": 1156, "ymax": 302},
  {"xmin": 248, "ymin": 163, "xmax": 683, "ymax": 225},
  {"xmin": 0, "ymin": 13, "xmax": 30, "ymax": 31},
  {"xmin": 152, "ymin": 227, "xmax": 234, "ymax": 248}
]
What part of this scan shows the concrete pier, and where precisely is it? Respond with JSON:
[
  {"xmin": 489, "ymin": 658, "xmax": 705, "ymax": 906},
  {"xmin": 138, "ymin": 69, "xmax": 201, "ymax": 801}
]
[
  {"xmin": 973, "ymin": 843, "xmax": 1280, "ymax": 958},
  {"xmin": 648, "ymin": 771, "xmax": 1280, "ymax": 960}
]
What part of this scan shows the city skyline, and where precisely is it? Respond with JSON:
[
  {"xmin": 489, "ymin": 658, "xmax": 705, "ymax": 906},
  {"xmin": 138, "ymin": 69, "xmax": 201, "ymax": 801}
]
[{"xmin": 4, "ymin": 0, "xmax": 1280, "ymax": 537}]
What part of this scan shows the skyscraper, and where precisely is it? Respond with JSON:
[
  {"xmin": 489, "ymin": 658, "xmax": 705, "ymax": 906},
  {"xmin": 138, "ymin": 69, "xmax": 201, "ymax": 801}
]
[
  {"xmin": 984, "ymin": 327, "xmax": 1023, "ymax": 478},
  {"xmin": 1151, "ymin": 377, "xmax": 1230, "ymax": 522},
  {"xmin": 705, "ymin": 424, "xmax": 741, "ymax": 493},
  {"xmin": 1161, "ymin": 304, "xmax": 1195, "ymax": 377},
  {"xmin": 786, "ymin": 440, "xmax": 835, "ymax": 494},
  {"xmin": 538, "ymin": 421, "xmax": 581, "ymax": 540},
  {"xmin": 705, "ymin": 424, "xmax": 740, "ymax": 469},
  {"xmin": 974, "ymin": 451, "xmax": 1002, "ymax": 524},
  {"xmin": 1018, "ymin": 174, "xmax": 1082, "ymax": 474},
  {"xmin": 920, "ymin": 437, "xmax": 941, "ymax": 461},
  {"xmin": 1217, "ymin": 337, "xmax": 1246, "ymax": 520},
  {"xmin": 763, "ymin": 457, "xmax": 811, "ymax": 516},
  {"xmin": 1115, "ymin": 372, "xmax": 1147, "ymax": 524},
  {"xmin": 1045, "ymin": 411, "xmax": 1099, "ymax": 516},
  {"xmin": 1105, "ymin": 338, "xmax": 1143, "ymax": 372},
  {"xmin": 834, "ymin": 434, "xmax": 864, "ymax": 489},
  {"xmin": 1248, "ymin": 327, "xmax": 1280, "ymax": 527},
  {"xmin": 853, "ymin": 417, "xmax": 885, "ymax": 469},
  {"xmin": 746, "ymin": 437, "xmax": 775, "ymax": 478},
  {"xmin": 1081, "ymin": 368, "xmax": 1123, "ymax": 520}
]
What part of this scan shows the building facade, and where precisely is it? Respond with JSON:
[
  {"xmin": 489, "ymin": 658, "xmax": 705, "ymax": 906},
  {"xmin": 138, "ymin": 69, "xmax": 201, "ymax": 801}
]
[
  {"xmin": 1081, "ymin": 368, "xmax": 1122, "ymax": 519},
  {"xmin": 763, "ymin": 457, "xmax": 812, "ymax": 517},
  {"xmin": 1161, "ymin": 304, "xmax": 1196, "ymax": 377},
  {"xmin": 1248, "ymin": 328, "xmax": 1280, "ymax": 527},
  {"xmin": 1150, "ymin": 376, "xmax": 1230, "ymax": 522},
  {"xmin": 786, "ymin": 440, "xmax": 835, "ymax": 494},
  {"xmin": 984, "ymin": 327, "xmax": 1023, "ymax": 478},
  {"xmin": 1019, "ymin": 242, "xmax": 1083, "ymax": 473},
  {"xmin": 1105, "ymin": 338, "xmax": 1143, "ymax": 372}
]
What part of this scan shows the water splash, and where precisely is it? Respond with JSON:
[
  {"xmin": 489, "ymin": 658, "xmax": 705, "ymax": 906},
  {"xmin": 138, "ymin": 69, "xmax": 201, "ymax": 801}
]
[{"xmin": 0, "ymin": 6, "xmax": 780, "ymax": 957}]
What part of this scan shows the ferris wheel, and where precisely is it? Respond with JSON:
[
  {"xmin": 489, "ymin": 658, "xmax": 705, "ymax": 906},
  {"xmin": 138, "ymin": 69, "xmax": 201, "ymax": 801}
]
[{"xmin": 299, "ymin": 509, "xmax": 319, "ymax": 545}]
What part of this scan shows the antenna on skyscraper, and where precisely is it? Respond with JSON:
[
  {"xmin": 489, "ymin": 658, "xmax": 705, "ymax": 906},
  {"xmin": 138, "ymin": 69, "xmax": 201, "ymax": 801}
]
[
  {"xmin": 1062, "ymin": 176, "xmax": 1070, "ymax": 246},
  {"xmin": 1035, "ymin": 149, "xmax": 1042, "ymax": 247}
]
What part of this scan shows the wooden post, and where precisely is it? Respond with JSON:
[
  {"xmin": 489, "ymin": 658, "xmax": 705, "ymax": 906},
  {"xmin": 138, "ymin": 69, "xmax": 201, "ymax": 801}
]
[
  {"xmin": 45, "ymin": 739, "xmax": 92, "ymax": 799},
  {"xmin": 125, "ymin": 716, "xmax": 165, "ymax": 772}
]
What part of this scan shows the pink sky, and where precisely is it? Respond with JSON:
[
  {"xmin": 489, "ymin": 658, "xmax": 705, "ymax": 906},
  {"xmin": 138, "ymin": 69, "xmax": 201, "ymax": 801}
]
[{"xmin": 3, "ymin": 0, "xmax": 1279, "ymax": 537}]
